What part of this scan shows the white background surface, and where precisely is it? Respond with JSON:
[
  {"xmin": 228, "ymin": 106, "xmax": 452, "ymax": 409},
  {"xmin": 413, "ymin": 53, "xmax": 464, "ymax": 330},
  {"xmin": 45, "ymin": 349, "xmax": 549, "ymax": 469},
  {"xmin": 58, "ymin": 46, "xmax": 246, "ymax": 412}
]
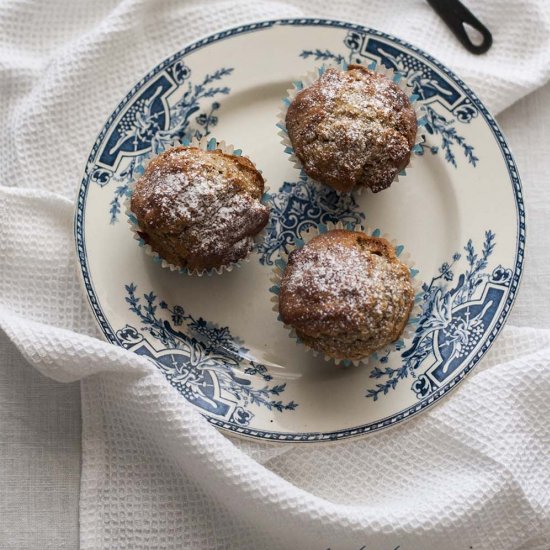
[{"xmin": 1, "ymin": 1, "xmax": 550, "ymax": 548}]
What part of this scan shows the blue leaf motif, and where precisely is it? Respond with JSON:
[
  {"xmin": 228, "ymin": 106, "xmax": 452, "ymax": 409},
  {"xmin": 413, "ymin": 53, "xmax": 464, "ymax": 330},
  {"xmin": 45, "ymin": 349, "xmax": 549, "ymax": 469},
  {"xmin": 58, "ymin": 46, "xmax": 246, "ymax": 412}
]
[
  {"xmin": 123, "ymin": 284, "xmax": 297, "ymax": 420},
  {"xmin": 366, "ymin": 231, "xmax": 507, "ymax": 400}
]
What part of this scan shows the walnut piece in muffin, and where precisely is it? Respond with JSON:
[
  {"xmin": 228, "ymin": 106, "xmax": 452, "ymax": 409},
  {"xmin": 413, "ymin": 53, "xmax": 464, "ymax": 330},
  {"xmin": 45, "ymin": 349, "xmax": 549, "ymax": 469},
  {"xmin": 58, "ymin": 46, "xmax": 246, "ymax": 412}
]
[
  {"xmin": 130, "ymin": 146, "xmax": 269, "ymax": 272},
  {"xmin": 285, "ymin": 65, "xmax": 417, "ymax": 193},
  {"xmin": 279, "ymin": 230, "xmax": 414, "ymax": 360}
]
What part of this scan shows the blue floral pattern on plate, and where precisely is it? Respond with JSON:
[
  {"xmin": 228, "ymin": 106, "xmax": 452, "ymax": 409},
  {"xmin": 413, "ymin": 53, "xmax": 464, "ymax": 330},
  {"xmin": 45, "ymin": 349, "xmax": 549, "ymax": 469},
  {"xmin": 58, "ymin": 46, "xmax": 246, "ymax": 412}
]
[
  {"xmin": 365, "ymin": 231, "xmax": 512, "ymax": 400},
  {"xmin": 258, "ymin": 174, "xmax": 365, "ymax": 265},
  {"xmin": 75, "ymin": 19, "xmax": 525, "ymax": 441},
  {"xmin": 118, "ymin": 284, "xmax": 297, "ymax": 426}
]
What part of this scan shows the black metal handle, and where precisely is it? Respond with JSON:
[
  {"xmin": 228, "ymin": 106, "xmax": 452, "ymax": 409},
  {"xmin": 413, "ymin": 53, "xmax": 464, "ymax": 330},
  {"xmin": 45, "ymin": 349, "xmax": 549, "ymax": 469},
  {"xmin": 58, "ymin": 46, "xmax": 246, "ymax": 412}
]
[{"xmin": 427, "ymin": 0, "xmax": 493, "ymax": 54}]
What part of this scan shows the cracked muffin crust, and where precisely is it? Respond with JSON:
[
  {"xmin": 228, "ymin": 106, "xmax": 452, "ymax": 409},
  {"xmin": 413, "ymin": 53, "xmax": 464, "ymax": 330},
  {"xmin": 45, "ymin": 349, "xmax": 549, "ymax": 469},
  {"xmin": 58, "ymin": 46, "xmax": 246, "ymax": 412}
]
[
  {"xmin": 279, "ymin": 230, "xmax": 414, "ymax": 360},
  {"xmin": 285, "ymin": 65, "xmax": 417, "ymax": 193},
  {"xmin": 130, "ymin": 146, "xmax": 269, "ymax": 272}
]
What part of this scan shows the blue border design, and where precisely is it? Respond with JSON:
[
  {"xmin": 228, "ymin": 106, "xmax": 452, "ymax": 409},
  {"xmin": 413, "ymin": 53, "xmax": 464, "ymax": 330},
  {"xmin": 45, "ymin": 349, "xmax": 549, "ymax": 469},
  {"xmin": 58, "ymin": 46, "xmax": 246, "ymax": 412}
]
[{"xmin": 74, "ymin": 18, "xmax": 525, "ymax": 442}]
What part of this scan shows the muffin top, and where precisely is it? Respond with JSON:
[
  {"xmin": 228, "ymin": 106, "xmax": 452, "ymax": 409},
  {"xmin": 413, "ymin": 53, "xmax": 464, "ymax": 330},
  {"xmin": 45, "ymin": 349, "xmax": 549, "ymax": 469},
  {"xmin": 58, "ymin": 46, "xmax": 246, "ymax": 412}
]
[
  {"xmin": 285, "ymin": 65, "xmax": 417, "ymax": 193},
  {"xmin": 130, "ymin": 146, "xmax": 269, "ymax": 272},
  {"xmin": 279, "ymin": 230, "xmax": 414, "ymax": 360}
]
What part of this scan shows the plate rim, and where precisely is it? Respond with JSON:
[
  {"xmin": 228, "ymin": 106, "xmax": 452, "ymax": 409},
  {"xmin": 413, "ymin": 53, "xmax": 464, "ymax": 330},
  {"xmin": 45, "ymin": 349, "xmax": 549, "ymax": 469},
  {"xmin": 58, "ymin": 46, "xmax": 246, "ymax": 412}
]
[{"xmin": 74, "ymin": 17, "xmax": 526, "ymax": 442}]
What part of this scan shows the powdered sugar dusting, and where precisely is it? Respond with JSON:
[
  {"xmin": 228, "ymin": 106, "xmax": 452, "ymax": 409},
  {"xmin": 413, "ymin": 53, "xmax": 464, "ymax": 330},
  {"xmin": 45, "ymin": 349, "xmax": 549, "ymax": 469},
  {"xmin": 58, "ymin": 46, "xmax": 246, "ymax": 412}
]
[
  {"xmin": 131, "ymin": 147, "xmax": 269, "ymax": 270},
  {"xmin": 147, "ymin": 155, "xmax": 231, "ymax": 225},
  {"xmin": 279, "ymin": 232, "xmax": 414, "ymax": 359},
  {"xmin": 283, "ymin": 244, "xmax": 395, "ymax": 328},
  {"xmin": 286, "ymin": 65, "xmax": 417, "ymax": 193},
  {"xmin": 185, "ymin": 192, "xmax": 265, "ymax": 257}
]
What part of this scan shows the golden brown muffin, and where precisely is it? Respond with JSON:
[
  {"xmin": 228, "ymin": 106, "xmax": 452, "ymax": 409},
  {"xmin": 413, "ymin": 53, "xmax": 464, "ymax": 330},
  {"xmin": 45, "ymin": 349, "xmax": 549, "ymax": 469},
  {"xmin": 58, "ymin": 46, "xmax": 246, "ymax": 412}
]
[
  {"xmin": 279, "ymin": 230, "xmax": 414, "ymax": 360},
  {"xmin": 285, "ymin": 65, "xmax": 417, "ymax": 193},
  {"xmin": 130, "ymin": 146, "xmax": 269, "ymax": 272}
]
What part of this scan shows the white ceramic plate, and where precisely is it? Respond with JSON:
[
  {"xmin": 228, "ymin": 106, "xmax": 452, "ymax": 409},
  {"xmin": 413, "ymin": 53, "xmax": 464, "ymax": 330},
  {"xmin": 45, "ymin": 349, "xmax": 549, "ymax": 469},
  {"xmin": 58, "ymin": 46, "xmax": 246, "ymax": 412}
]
[{"xmin": 75, "ymin": 19, "xmax": 525, "ymax": 442}]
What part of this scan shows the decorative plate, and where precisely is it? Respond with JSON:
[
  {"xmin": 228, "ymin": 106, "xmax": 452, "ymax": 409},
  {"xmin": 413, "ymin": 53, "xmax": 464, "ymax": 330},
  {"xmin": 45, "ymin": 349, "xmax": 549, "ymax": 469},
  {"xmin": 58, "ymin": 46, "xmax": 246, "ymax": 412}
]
[{"xmin": 75, "ymin": 19, "xmax": 525, "ymax": 442}]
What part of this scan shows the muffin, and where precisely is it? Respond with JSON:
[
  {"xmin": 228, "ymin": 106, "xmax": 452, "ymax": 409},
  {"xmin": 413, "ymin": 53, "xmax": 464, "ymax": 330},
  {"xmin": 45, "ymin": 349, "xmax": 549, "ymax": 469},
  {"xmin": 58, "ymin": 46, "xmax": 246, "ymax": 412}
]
[
  {"xmin": 130, "ymin": 146, "xmax": 269, "ymax": 272},
  {"xmin": 285, "ymin": 65, "xmax": 417, "ymax": 193},
  {"xmin": 278, "ymin": 230, "xmax": 414, "ymax": 360}
]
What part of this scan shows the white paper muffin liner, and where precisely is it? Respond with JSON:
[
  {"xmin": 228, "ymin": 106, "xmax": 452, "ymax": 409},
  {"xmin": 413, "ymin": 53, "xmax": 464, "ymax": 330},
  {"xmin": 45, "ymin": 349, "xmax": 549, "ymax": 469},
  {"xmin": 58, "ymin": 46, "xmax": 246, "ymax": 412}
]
[
  {"xmin": 277, "ymin": 60, "xmax": 427, "ymax": 194},
  {"xmin": 269, "ymin": 221, "xmax": 423, "ymax": 367},
  {"xmin": 125, "ymin": 135, "xmax": 270, "ymax": 276}
]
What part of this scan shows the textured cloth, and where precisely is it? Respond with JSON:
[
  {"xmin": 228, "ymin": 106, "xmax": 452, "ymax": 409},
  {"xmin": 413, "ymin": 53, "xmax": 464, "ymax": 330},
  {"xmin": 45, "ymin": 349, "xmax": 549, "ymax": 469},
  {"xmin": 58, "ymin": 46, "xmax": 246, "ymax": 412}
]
[
  {"xmin": 1, "ymin": 0, "xmax": 550, "ymax": 549},
  {"xmin": 0, "ymin": 331, "xmax": 80, "ymax": 550}
]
